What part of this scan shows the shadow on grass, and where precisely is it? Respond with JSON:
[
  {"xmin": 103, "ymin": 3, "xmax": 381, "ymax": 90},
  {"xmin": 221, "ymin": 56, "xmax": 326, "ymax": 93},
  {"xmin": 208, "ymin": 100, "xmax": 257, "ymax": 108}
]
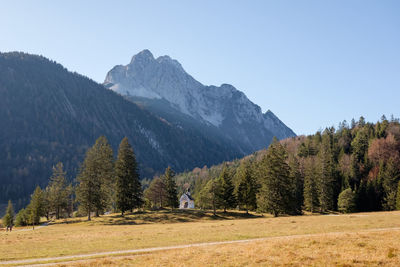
[
  {"xmin": 100, "ymin": 209, "xmax": 262, "ymax": 226},
  {"xmin": 48, "ymin": 209, "xmax": 263, "ymax": 226},
  {"xmin": 48, "ymin": 219, "xmax": 84, "ymax": 225}
]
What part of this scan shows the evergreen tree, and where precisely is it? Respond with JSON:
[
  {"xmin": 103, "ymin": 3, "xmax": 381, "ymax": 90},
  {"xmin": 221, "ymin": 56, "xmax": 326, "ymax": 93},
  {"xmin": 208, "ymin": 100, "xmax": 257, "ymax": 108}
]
[
  {"xmin": 66, "ymin": 184, "xmax": 75, "ymax": 218},
  {"xmin": 351, "ymin": 128, "xmax": 369, "ymax": 163},
  {"xmin": 236, "ymin": 161, "xmax": 257, "ymax": 214},
  {"xmin": 358, "ymin": 116, "xmax": 366, "ymax": 127},
  {"xmin": 297, "ymin": 142, "xmax": 309, "ymax": 157},
  {"xmin": 76, "ymin": 136, "xmax": 114, "ymax": 220},
  {"xmin": 350, "ymin": 118, "xmax": 356, "ymax": 129},
  {"xmin": 349, "ymin": 155, "xmax": 361, "ymax": 188},
  {"xmin": 46, "ymin": 162, "xmax": 70, "ymax": 219},
  {"xmin": 288, "ymin": 156, "xmax": 303, "ymax": 214},
  {"xmin": 257, "ymin": 140, "xmax": 292, "ymax": 217},
  {"xmin": 164, "ymin": 167, "xmax": 179, "ymax": 209},
  {"xmin": 303, "ymin": 158, "xmax": 319, "ymax": 212},
  {"xmin": 2, "ymin": 200, "xmax": 14, "ymax": 230},
  {"xmin": 317, "ymin": 134, "xmax": 335, "ymax": 212},
  {"xmin": 355, "ymin": 180, "xmax": 368, "ymax": 212},
  {"xmin": 27, "ymin": 186, "xmax": 45, "ymax": 229},
  {"xmin": 218, "ymin": 165, "xmax": 236, "ymax": 212},
  {"xmin": 115, "ymin": 137, "xmax": 143, "ymax": 215},
  {"xmin": 338, "ymin": 188, "xmax": 356, "ymax": 213},
  {"xmin": 367, "ymin": 179, "xmax": 384, "ymax": 211},
  {"xmin": 380, "ymin": 159, "xmax": 400, "ymax": 210},
  {"xmin": 42, "ymin": 188, "xmax": 51, "ymax": 221}
]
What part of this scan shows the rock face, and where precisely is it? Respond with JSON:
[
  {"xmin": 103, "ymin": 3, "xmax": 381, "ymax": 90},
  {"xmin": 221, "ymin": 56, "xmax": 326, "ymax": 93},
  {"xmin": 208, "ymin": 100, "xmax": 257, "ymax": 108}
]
[{"xmin": 104, "ymin": 50, "xmax": 296, "ymax": 154}]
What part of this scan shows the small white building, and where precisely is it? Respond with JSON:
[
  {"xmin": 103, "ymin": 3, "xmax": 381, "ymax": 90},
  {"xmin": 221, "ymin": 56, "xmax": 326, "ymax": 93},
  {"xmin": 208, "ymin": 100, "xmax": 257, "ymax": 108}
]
[{"xmin": 179, "ymin": 191, "xmax": 195, "ymax": 209}]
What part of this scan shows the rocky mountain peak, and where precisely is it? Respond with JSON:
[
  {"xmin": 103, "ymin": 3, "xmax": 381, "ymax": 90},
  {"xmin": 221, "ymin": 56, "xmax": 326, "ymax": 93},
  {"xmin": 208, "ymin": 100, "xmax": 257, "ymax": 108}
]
[
  {"xmin": 104, "ymin": 50, "xmax": 296, "ymax": 152},
  {"xmin": 130, "ymin": 49, "xmax": 154, "ymax": 64},
  {"xmin": 156, "ymin": 55, "xmax": 184, "ymax": 72}
]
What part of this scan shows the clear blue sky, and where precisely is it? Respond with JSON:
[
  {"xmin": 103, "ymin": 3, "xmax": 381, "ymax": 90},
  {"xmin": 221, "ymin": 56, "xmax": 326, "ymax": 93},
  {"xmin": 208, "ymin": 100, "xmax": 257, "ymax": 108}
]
[{"xmin": 1, "ymin": 0, "xmax": 399, "ymax": 135}]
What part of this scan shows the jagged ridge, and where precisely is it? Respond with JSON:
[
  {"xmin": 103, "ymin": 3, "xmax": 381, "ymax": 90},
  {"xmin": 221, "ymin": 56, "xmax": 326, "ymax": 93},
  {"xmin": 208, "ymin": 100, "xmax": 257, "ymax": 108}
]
[{"xmin": 104, "ymin": 50, "xmax": 296, "ymax": 154}]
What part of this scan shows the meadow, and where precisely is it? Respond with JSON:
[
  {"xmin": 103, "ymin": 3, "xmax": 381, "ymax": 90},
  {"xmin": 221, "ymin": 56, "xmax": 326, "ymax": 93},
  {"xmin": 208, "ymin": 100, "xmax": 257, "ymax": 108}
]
[
  {"xmin": 1, "ymin": 210, "xmax": 400, "ymax": 266},
  {"xmin": 64, "ymin": 230, "xmax": 400, "ymax": 266}
]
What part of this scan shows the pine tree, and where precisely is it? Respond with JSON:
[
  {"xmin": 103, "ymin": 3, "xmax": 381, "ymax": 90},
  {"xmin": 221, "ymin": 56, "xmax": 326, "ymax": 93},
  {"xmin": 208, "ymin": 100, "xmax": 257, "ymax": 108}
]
[
  {"xmin": 367, "ymin": 179, "xmax": 384, "ymax": 211},
  {"xmin": 303, "ymin": 158, "xmax": 319, "ymax": 212},
  {"xmin": 218, "ymin": 165, "xmax": 236, "ymax": 212},
  {"xmin": 380, "ymin": 159, "xmax": 400, "ymax": 210},
  {"xmin": 317, "ymin": 134, "xmax": 335, "ymax": 212},
  {"xmin": 257, "ymin": 140, "xmax": 292, "ymax": 217},
  {"xmin": 115, "ymin": 137, "xmax": 143, "ymax": 215},
  {"xmin": 236, "ymin": 161, "xmax": 257, "ymax": 214},
  {"xmin": 96, "ymin": 136, "xmax": 115, "ymax": 215},
  {"xmin": 42, "ymin": 188, "xmax": 51, "ymax": 220},
  {"xmin": 288, "ymin": 156, "xmax": 303, "ymax": 215},
  {"xmin": 351, "ymin": 128, "xmax": 369, "ymax": 164},
  {"xmin": 164, "ymin": 167, "xmax": 179, "ymax": 209},
  {"xmin": 46, "ymin": 162, "xmax": 70, "ymax": 219},
  {"xmin": 358, "ymin": 116, "xmax": 366, "ymax": 127},
  {"xmin": 2, "ymin": 200, "xmax": 14, "ymax": 230},
  {"xmin": 76, "ymin": 136, "xmax": 114, "ymax": 220},
  {"xmin": 355, "ymin": 180, "xmax": 367, "ymax": 212},
  {"xmin": 27, "ymin": 186, "xmax": 45, "ymax": 229},
  {"xmin": 350, "ymin": 118, "xmax": 356, "ymax": 129}
]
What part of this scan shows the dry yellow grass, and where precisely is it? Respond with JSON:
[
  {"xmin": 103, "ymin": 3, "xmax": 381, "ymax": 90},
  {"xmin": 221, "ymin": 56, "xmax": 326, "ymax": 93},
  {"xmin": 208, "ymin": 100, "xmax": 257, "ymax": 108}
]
[
  {"xmin": 64, "ymin": 230, "xmax": 400, "ymax": 266},
  {"xmin": 1, "ymin": 210, "xmax": 400, "ymax": 264}
]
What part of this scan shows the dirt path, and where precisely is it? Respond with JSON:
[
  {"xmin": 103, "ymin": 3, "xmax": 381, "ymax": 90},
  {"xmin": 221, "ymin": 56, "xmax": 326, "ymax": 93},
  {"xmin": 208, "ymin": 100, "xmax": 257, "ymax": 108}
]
[
  {"xmin": 13, "ymin": 223, "xmax": 49, "ymax": 232},
  {"xmin": 3, "ymin": 227, "xmax": 400, "ymax": 267}
]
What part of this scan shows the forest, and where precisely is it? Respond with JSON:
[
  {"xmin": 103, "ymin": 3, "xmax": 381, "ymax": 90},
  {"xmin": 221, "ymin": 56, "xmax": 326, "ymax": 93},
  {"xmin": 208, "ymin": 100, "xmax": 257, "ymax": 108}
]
[
  {"xmin": 174, "ymin": 115, "xmax": 400, "ymax": 215},
  {"xmin": 3, "ymin": 115, "xmax": 400, "ymax": 229}
]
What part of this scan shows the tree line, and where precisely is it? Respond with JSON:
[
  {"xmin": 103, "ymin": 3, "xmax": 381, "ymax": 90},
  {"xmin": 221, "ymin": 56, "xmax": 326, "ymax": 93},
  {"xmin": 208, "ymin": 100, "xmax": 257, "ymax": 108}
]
[
  {"xmin": 194, "ymin": 138, "xmax": 301, "ymax": 216},
  {"xmin": 177, "ymin": 116, "xmax": 400, "ymax": 216},
  {"xmin": 2, "ymin": 136, "xmax": 180, "ymax": 229},
  {"xmin": 3, "ymin": 115, "xmax": 400, "ymax": 229}
]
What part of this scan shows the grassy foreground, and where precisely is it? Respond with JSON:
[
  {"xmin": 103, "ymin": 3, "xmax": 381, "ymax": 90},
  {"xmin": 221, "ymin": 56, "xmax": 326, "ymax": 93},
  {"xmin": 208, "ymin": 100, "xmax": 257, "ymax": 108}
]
[
  {"xmin": 63, "ymin": 230, "xmax": 400, "ymax": 266},
  {"xmin": 1, "ymin": 210, "xmax": 400, "ymax": 264}
]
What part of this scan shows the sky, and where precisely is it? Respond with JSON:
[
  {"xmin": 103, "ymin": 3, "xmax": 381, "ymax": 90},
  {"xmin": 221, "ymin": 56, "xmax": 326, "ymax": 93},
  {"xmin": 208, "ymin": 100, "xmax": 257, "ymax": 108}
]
[{"xmin": 1, "ymin": 0, "xmax": 399, "ymax": 135}]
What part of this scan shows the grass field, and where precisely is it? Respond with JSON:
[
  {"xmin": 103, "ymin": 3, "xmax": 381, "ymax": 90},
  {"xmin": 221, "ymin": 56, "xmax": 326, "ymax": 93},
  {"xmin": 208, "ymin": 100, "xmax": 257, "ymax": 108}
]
[
  {"xmin": 1, "ymin": 210, "xmax": 400, "ymax": 266},
  {"xmin": 63, "ymin": 230, "xmax": 400, "ymax": 267}
]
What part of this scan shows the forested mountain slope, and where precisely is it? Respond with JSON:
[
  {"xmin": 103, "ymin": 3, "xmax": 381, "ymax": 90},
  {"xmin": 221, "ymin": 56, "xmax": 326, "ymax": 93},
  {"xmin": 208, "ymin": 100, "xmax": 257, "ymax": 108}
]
[{"xmin": 0, "ymin": 52, "xmax": 242, "ymax": 210}]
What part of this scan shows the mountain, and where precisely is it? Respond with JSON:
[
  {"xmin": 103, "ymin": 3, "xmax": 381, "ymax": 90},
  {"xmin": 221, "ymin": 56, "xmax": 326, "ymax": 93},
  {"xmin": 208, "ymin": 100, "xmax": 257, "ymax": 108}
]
[
  {"xmin": 0, "ymin": 52, "xmax": 242, "ymax": 210},
  {"xmin": 104, "ymin": 50, "xmax": 296, "ymax": 154}
]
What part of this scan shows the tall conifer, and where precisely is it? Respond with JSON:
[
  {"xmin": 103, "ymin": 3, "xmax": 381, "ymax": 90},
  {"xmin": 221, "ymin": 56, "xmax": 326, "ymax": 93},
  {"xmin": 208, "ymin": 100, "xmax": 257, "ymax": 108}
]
[
  {"xmin": 76, "ymin": 136, "xmax": 114, "ymax": 220},
  {"xmin": 164, "ymin": 167, "xmax": 179, "ymax": 209},
  {"xmin": 318, "ymin": 134, "xmax": 335, "ymax": 212},
  {"xmin": 236, "ymin": 161, "xmax": 257, "ymax": 214},
  {"xmin": 257, "ymin": 139, "xmax": 292, "ymax": 217},
  {"xmin": 218, "ymin": 165, "xmax": 236, "ymax": 212},
  {"xmin": 27, "ymin": 186, "xmax": 45, "ymax": 229},
  {"xmin": 2, "ymin": 200, "xmax": 14, "ymax": 230},
  {"xmin": 288, "ymin": 156, "xmax": 303, "ymax": 214},
  {"xmin": 46, "ymin": 162, "xmax": 70, "ymax": 219},
  {"xmin": 303, "ymin": 158, "xmax": 319, "ymax": 212},
  {"xmin": 115, "ymin": 137, "xmax": 143, "ymax": 215}
]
